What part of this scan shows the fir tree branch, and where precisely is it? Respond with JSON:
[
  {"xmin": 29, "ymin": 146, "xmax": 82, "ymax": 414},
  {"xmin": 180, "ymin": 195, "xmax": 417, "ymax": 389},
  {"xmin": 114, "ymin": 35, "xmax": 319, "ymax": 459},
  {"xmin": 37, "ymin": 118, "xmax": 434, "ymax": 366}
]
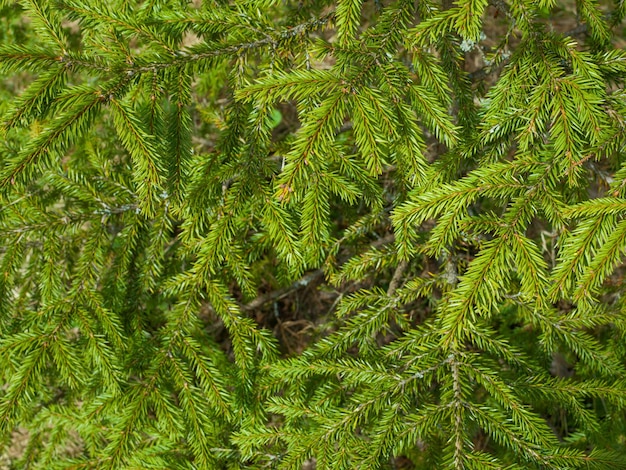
[
  {"xmin": 125, "ymin": 12, "xmax": 335, "ymax": 75},
  {"xmin": 386, "ymin": 260, "xmax": 408, "ymax": 296}
]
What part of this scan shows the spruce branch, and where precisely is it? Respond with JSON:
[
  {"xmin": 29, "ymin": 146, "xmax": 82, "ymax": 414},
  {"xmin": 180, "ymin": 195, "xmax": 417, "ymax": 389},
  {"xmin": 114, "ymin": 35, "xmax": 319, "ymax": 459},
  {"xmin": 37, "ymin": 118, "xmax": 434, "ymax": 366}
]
[
  {"xmin": 123, "ymin": 12, "xmax": 335, "ymax": 75},
  {"xmin": 1, "ymin": 0, "xmax": 626, "ymax": 467}
]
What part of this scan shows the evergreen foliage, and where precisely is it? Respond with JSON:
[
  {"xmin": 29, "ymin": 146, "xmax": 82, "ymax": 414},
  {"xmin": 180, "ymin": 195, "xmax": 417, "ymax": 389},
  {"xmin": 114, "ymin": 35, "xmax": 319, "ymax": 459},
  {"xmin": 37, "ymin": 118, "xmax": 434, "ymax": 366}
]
[{"xmin": 1, "ymin": 0, "xmax": 626, "ymax": 468}]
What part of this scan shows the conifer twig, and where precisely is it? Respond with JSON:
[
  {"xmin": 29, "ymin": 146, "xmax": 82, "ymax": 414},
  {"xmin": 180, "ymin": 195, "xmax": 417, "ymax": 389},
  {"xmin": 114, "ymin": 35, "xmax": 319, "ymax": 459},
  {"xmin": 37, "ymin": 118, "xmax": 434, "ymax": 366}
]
[
  {"xmin": 387, "ymin": 260, "xmax": 408, "ymax": 296},
  {"xmin": 125, "ymin": 13, "xmax": 335, "ymax": 75}
]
